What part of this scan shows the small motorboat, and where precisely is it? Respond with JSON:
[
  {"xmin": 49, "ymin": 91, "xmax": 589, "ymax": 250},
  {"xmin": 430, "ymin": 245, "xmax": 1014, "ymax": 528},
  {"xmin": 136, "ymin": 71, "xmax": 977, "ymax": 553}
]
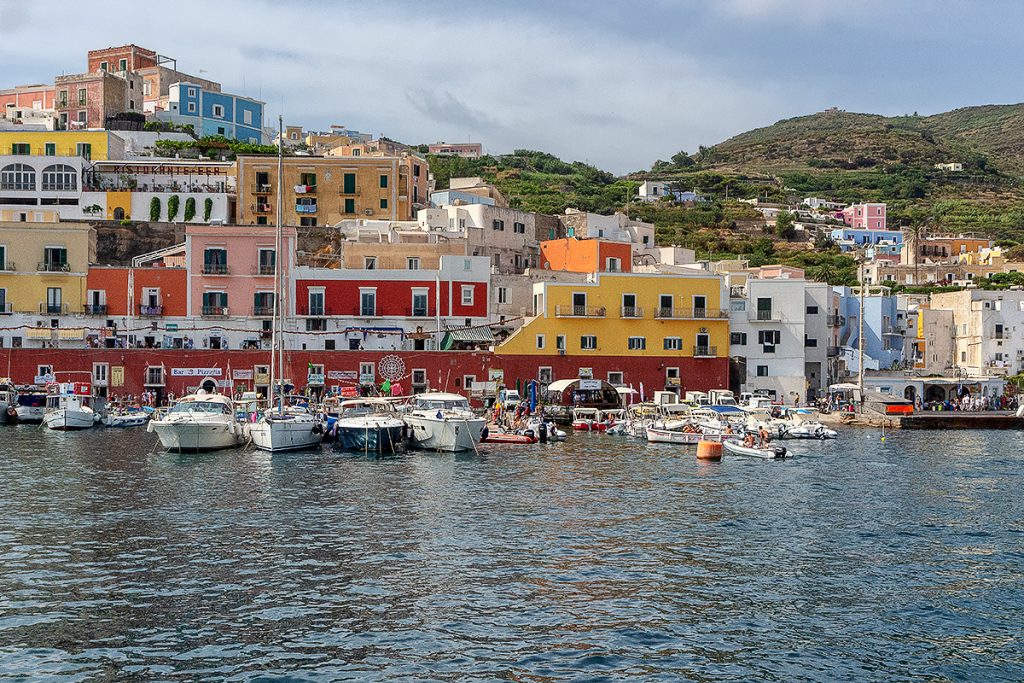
[
  {"xmin": 525, "ymin": 418, "xmax": 567, "ymax": 441},
  {"xmin": 43, "ymin": 382, "xmax": 97, "ymax": 431},
  {"xmin": 723, "ymin": 439, "xmax": 790, "ymax": 459},
  {"xmin": 482, "ymin": 430, "xmax": 537, "ymax": 445},
  {"xmin": 103, "ymin": 410, "xmax": 151, "ymax": 428}
]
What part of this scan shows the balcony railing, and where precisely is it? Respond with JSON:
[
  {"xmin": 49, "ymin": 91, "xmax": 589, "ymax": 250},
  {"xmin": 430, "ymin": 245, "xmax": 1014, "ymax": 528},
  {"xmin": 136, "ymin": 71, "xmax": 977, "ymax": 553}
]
[
  {"xmin": 256, "ymin": 264, "xmax": 276, "ymax": 275},
  {"xmin": 654, "ymin": 307, "xmax": 728, "ymax": 320},
  {"xmin": 139, "ymin": 304, "xmax": 163, "ymax": 316},
  {"xmin": 38, "ymin": 261, "xmax": 70, "ymax": 272},
  {"xmin": 693, "ymin": 345, "xmax": 718, "ymax": 357},
  {"xmin": 294, "ymin": 185, "xmax": 316, "ymax": 194},
  {"xmin": 1, "ymin": 182, "xmax": 35, "ymax": 191},
  {"xmin": 827, "ymin": 314, "xmax": 845, "ymax": 326},
  {"xmin": 202, "ymin": 263, "xmax": 229, "ymax": 275},
  {"xmin": 253, "ymin": 305, "xmax": 275, "ymax": 316},
  {"xmin": 751, "ymin": 310, "xmax": 782, "ymax": 322},
  {"xmin": 0, "ymin": 302, "xmax": 11, "ymax": 314},
  {"xmin": 254, "ymin": 183, "xmax": 272, "ymax": 193},
  {"xmin": 84, "ymin": 304, "xmax": 107, "ymax": 315},
  {"xmin": 40, "ymin": 303, "xmax": 68, "ymax": 314},
  {"xmin": 0, "ymin": 261, "xmax": 13, "ymax": 272},
  {"xmin": 993, "ymin": 332, "xmax": 1006, "ymax": 340},
  {"xmin": 620, "ymin": 306, "xmax": 644, "ymax": 318},
  {"xmin": 201, "ymin": 306, "xmax": 228, "ymax": 317},
  {"xmin": 412, "ymin": 308, "xmax": 429, "ymax": 318},
  {"xmin": 295, "ymin": 204, "xmax": 318, "ymax": 214},
  {"xmin": 555, "ymin": 305, "xmax": 606, "ymax": 317},
  {"xmin": 252, "ymin": 203, "xmax": 272, "ymax": 213}
]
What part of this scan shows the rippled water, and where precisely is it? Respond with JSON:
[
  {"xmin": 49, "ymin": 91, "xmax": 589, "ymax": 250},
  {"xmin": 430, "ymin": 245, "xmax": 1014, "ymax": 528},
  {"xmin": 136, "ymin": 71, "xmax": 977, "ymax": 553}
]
[{"xmin": 0, "ymin": 426, "xmax": 1021, "ymax": 681}]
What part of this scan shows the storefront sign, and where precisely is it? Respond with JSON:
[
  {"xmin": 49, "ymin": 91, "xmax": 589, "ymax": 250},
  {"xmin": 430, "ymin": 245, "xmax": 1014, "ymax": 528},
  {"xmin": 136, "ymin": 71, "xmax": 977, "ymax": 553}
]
[
  {"xmin": 488, "ymin": 369, "xmax": 504, "ymax": 382},
  {"xmin": 34, "ymin": 374, "xmax": 55, "ymax": 384},
  {"xmin": 166, "ymin": 323, "xmax": 178, "ymax": 332},
  {"xmin": 328, "ymin": 370, "xmax": 358, "ymax": 380},
  {"xmin": 111, "ymin": 366, "xmax": 124, "ymax": 387},
  {"xmin": 233, "ymin": 369, "xmax": 254, "ymax": 380},
  {"xmin": 579, "ymin": 379, "xmax": 602, "ymax": 390},
  {"xmin": 171, "ymin": 368, "xmax": 223, "ymax": 377},
  {"xmin": 307, "ymin": 373, "xmax": 325, "ymax": 385}
]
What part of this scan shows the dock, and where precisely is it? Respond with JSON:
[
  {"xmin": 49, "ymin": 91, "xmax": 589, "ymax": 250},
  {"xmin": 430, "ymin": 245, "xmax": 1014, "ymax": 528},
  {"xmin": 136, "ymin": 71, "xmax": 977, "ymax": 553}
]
[{"xmin": 821, "ymin": 411, "xmax": 1024, "ymax": 430}]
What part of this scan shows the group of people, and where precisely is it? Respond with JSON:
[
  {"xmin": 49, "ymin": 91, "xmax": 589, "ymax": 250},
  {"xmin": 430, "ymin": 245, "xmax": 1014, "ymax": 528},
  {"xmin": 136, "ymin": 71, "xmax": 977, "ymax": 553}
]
[
  {"xmin": 492, "ymin": 401, "xmax": 540, "ymax": 431},
  {"xmin": 920, "ymin": 393, "xmax": 1019, "ymax": 412},
  {"xmin": 105, "ymin": 390, "xmax": 167, "ymax": 410},
  {"xmin": 741, "ymin": 425, "xmax": 772, "ymax": 449}
]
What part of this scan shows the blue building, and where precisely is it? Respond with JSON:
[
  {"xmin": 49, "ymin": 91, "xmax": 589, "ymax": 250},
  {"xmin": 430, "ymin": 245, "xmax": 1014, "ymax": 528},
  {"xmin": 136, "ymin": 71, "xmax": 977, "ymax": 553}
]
[
  {"xmin": 834, "ymin": 286, "xmax": 909, "ymax": 372},
  {"xmin": 161, "ymin": 82, "xmax": 265, "ymax": 143},
  {"xmin": 830, "ymin": 227, "xmax": 903, "ymax": 252}
]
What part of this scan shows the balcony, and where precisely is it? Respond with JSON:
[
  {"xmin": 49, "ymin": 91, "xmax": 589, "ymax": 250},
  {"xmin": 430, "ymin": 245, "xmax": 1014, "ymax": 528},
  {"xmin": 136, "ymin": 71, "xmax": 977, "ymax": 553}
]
[
  {"xmin": 693, "ymin": 345, "xmax": 718, "ymax": 358},
  {"xmin": 256, "ymin": 264, "xmax": 276, "ymax": 275},
  {"xmin": 993, "ymin": 332, "xmax": 1006, "ymax": 340},
  {"xmin": 555, "ymin": 305, "xmax": 606, "ymax": 318},
  {"xmin": 294, "ymin": 185, "xmax": 316, "ymax": 194},
  {"xmin": 40, "ymin": 303, "xmax": 68, "ymax": 314},
  {"xmin": 295, "ymin": 204, "xmax": 318, "ymax": 214},
  {"xmin": 827, "ymin": 346, "xmax": 841, "ymax": 357},
  {"xmin": 621, "ymin": 306, "xmax": 644, "ymax": 318},
  {"xmin": 202, "ymin": 263, "xmax": 229, "ymax": 275},
  {"xmin": 252, "ymin": 203, "xmax": 272, "ymax": 213},
  {"xmin": 655, "ymin": 307, "xmax": 728, "ymax": 320},
  {"xmin": 37, "ymin": 261, "xmax": 70, "ymax": 273},
  {"xmin": 750, "ymin": 310, "xmax": 782, "ymax": 322},
  {"xmin": 253, "ymin": 306, "xmax": 275, "ymax": 316},
  {"xmin": 84, "ymin": 304, "xmax": 107, "ymax": 315},
  {"xmin": 0, "ymin": 302, "xmax": 11, "ymax": 314},
  {"xmin": 201, "ymin": 306, "xmax": 228, "ymax": 317},
  {"xmin": 139, "ymin": 304, "xmax": 163, "ymax": 316},
  {"xmin": 254, "ymin": 183, "xmax": 272, "ymax": 193},
  {"xmin": 827, "ymin": 314, "xmax": 845, "ymax": 327},
  {"xmin": 0, "ymin": 261, "xmax": 14, "ymax": 272}
]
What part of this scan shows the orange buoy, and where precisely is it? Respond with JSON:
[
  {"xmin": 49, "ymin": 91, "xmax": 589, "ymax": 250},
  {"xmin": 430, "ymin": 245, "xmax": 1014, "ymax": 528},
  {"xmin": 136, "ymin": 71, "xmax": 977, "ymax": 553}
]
[{"xmin": 696, "ymin": 440, "xmax": 723, "ymax": 461}]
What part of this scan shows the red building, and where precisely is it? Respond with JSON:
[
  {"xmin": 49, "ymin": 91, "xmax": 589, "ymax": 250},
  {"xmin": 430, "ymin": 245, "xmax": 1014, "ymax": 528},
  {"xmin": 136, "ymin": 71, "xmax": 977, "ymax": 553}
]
[
  {"xmin": 87, "ymin": 45, "xmax": 160, "ymax": 75},
  {"xmin": 87, "ymin": 265, "xmax": 188, "ymax": 317}
]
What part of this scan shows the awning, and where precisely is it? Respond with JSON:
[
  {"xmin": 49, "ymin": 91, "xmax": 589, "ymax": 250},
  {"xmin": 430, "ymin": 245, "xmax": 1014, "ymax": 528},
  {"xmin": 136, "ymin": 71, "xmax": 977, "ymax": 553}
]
[
  {"xmin": 26, "ymin": 328, "xmax": 52, "ymax": 339},
  {"xmin": 546, "ymin": 379, "xmax": 578, "ymax": 393},
  {"xmin": 58, "ymin": 328, "xmax": 85, "ymax": 340},
  {"xmin": 440, "ymin": 325, "xmax": 494, "ymax": 350}
]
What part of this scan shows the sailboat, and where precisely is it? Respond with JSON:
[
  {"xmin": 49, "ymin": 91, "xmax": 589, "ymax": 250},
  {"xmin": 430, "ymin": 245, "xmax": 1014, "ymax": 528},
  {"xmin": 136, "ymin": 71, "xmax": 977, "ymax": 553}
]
[{"xmin": 248, "ymin": 116, "xmax": 322, "ymax": 453}]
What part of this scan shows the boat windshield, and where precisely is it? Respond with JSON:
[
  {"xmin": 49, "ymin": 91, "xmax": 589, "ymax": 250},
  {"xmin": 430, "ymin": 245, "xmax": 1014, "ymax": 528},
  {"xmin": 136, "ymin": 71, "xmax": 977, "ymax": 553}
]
[
  {"xmin": 417, "ymin": 399, "xmax": 470, "ymax": 411},
  {"xmin": 169, "ymin": 401, "xmax": 230, "ymax": 415}
]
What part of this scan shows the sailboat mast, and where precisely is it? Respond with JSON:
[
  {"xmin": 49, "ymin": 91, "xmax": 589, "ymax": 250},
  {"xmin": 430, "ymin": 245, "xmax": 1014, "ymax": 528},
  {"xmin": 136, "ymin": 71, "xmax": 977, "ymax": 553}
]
[{"xmin": 269, "ymin": 115, "xmax": 284, "ymax": 411}]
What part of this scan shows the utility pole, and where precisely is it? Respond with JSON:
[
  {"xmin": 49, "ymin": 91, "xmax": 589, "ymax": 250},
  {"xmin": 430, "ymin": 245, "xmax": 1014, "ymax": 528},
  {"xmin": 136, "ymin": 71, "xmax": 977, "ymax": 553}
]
[{"xmin": 858, "ymin": 264, "xmax": 866, "ymax": 413}]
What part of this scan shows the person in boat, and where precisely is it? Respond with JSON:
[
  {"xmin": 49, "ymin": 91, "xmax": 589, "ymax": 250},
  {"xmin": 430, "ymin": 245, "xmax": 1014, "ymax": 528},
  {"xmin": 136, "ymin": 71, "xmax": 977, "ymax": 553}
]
[
  {"xmin": 724, "ymin": 424, "xmax": 734, "ymax": 435},
  {"xmin": 757, "ymin": 425, "xmax": 770, "ymax": 448},
  {"xmin": 743, "ymin": 432, "xmax": 756, "ymax": 448}
]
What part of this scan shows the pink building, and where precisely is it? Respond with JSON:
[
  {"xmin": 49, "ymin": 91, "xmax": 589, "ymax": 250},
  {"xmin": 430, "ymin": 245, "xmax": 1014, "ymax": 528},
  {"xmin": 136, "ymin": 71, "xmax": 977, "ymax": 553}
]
[
  {"xmin": 841, "ymin": 203, "xmax": 886, "ymax": 230},
  {"xmin": 185, "ymin": 224, "xmax": 296, "ymax": 321},
  {"xmin": 0, "ymin": 84, "xmax": 57, "ymax": 123}
]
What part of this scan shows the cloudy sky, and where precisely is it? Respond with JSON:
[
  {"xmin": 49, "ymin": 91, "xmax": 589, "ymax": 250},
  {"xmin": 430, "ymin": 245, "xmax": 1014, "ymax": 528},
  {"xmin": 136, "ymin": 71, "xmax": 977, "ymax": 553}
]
[{"xmin": 1, "ymin": 0, "xmax": 1021, "ymax": 173}]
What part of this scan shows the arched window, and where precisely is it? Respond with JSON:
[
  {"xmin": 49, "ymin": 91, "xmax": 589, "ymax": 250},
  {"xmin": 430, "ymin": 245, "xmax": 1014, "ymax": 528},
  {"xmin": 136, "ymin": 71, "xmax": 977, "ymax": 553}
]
[
  {"xmin": 0, "ymin": 164, "xmax": 35, "ymax": 191},
  {"xmin": 41, "ymin": 164, "xmax": 77, "ymax": 192}
]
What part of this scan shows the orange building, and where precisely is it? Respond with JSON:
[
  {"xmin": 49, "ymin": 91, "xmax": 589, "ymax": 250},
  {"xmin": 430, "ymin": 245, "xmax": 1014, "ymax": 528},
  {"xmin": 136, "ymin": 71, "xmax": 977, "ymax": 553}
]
[
  {"xmin": 540, "ymin": 238, "xmax": 632, "ymax": 274},
  {"xmin": 86, "ymin": 265, "xmax": 187, "ymax": 317}
]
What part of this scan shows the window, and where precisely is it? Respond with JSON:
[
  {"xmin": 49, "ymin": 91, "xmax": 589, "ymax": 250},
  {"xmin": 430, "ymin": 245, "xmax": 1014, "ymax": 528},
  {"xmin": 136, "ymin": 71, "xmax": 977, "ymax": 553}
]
[
  {"xmin": 0, "ymin": 246, "xmax": 6, "ymax": 271},
  {"xmin": 201, "ymin": 291, "xmax": 227, "ymax": 315},
  {"xmin": 44, "ymin": 143, "xmax": 55, "ymax": 156},
  {"xmin": 364, "ymin": 256, "xmax": 377, "ymax": 270},
  {"xmin": 100, "ymin": 61, "xmax": 108, "ymax": 72},
  {"xmin": 804, "ymin": 336, "xmax": 818, "ymax": 348},
  {"xmin": 76, "ymin": 143, "xmax": 91, "ymax": 160},
  {"xmin": 692, "ymin": 295, "xmax": 707, "ymax": 318},
  {"xmin": 413, "ymin": 164, "xmax": 421, "ymax": 177},
  {"xmin": 730, "ymin": 332, "xmax": 747, "ymax": 345},
  {"xmin": 146, "ymin": 366, "xmax": 165, "ymax": 386},
  {"xmin": 256, "ymin": 216, "xmax": 268, "ymax": 225},
  {"xmin": 513, "ymin": 221, "xmax": 526, "ymax": 234},
  {"xmin": 360, "ymin": 289, "xmax": 376, "ymax": 316},
  {"xmin": 379, "ymin": 174, "xmax": 388, "ymax": 188},
  {"xmin": 412, "ymin": 369, "xmax": 428, "ymax": 393},
  {"xmin": 806, "ymin": 305, "xmax": 819, "ymax": 314},
  {"xmin": 308, "ymin": 289, "xmax": 325, "ymax": 316},
  {"xmin": 581, "ymin": 335, "xmax": 597, "ymax": 350},
  {"xmin": 344, "ymin": 198, "xmax": 355, "ymax": 214},
  {"xmin": 756, "ymin": 365, "xmax": 769, "ymax": 377},
  {"xmin": 608, "ymin": 371, "xmax": 624, "ymax": 386},
  {"xmin": 77, "ymin": 88, "xmax": 87, "ymax": 105},
  {"xmin": 461, "ymin": 285, "xmax": 474, "ymax": 306},
  {"xmin": 659, "ymin": 294, "xmax": 674, "ymax": 317},
  {"xmin": 759, "ymin": 330, "xmax": 780, "ymax": 352},
  {"xmin": 299, "ymin": 172, "xmax": 317, "ymax": 188},
  {"xmin": 536, "ymin": 334, "xmax": 545, "ymax": 350},
  {"xmin": 407, "ymin": 257, "xmax": 420, "ymax": 270},
  {"xmin": 412, "ymin": 290, "xmax": 428, "ymax": 317},
  {"xmin": 45, "ymin": 287, "xmax": 62, "ymax": 313},
  {"xmin": 0, "ymin": 164, "xmax": 35, "ymax": 190},
  {"xmin": 497, "ymin": 287, "xmax": 508, "ymax": 304},
  {"xmin": 58, "ymin": 90, "xmax": 68, "ymax": 106},
  {"xmin": 43, "ymin": 247, "xmax": 67, "ymax": 270},
  {"xmin": 144, "ymin": 82, "xmax": 151, "ymax": 96},
  {"xmin": 695, "ymin": 333, "xmax": 711, "ymax": 356},
  {"xmin": 253, "ymin": 291, "xmax": 275, "ymax": 315},
  {"xmin": 343, "ymin": 173, "xmax": 356, "ymax": 193},
  {"xmin": 538, "ymin": 367, "xmax": 553, "ymax": 383},
  {"xmin": 11, "ymin": 143, "xmax": 29, "ymax": 155},
  {"xmin": 41, "ymin": 165, "xmax": 77, "ymax": 191},
  {"xmin": 492, "ymin": 219, "xmax": 505, "ymax": 231},
  {"xmin": 572, "ymin": 292, "xmax": 587, "ymax": 315},
  {"xmin": 188, "ymin": 87, "xmax": 197, "ymax": 98},
  {"xmin": 243, "ymin": 110, "xmax": 252, "ymax": 125},
  {"xmin": 606, "ymin": 257, "xmax": 621, "ymax": 272},
  {"xmin": 756, "ymin": 297, "xmax": 773, "ymax": 320},
  {"xmin": 257, "ymin": 248, "xmax": 276, "ymax": 275},
  {"xmin": 380, "ymin": 198, "xmax": 388, "ymax": 210},
  {"xmin": 628, "ymin": 336, "xmax": 646, "ymax": 350},
  {"xmin": 118, "ymin": 58, "xmax": 127, "ymax": 71},
  {"xmin": 187, "ymin": 102, "xmax": 197, "ymax": 114},
  {"xmin": 203, "ymin": 248, "xmax": 228, "ymax": 274},
  {"xmin": 300, "ymin": 217, "xmax": 317, "ymax": 227},
  {"xmin": 306, "ymin": 318, "xmax": 326, "ymax": 332},
  {"xmin": 664, "ymin": 337, "xmax": 682, "ymax": 351}
]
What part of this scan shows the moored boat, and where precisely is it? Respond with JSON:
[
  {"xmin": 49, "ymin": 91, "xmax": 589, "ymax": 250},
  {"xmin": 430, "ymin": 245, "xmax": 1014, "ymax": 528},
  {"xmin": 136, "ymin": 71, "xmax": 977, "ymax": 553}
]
[
  {"xmin": 332, "ymin": 398, "xmax": 405, "ymax": 453},
  {"xmin": 248, "ymin": 404, "xmax": 323, "ymax": 452},
  {"xmin": 43, "ymin": 382, "xmax": 96, "ymax": 431},
  {"xmin": 723, "ymin": 439, "xmax": 790, "ymax": 459},
  {"xmin": 404, "ymin": 392, "xmax": 486, "ymax": 452},
  {"xmin": 15, "ymin": 387, "xmax": 46, "ymax": 424},
  {"xmin": 103, "ymin": 409, "xmax": 151, "ymax": 428},
  {"xmin": 147, "ymin": 391, "xmax": 244, "ymax": 451}
]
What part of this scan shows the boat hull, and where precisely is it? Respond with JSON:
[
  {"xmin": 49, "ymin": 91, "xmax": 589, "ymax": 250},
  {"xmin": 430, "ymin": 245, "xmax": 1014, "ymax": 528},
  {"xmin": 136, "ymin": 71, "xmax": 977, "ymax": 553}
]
[
  {"xmin": 149, "ymin": 421, "xmax": 241, "ymax": 451},
  {"xmin": 249, "ymin": 416, "xmax": 322, "ymax": 452},
  {"xmin": 723, "ymin": 440, "xmax": 790, "ymax": 459},
  {"xmin": 16, "ymin": 406, "xmax": 45, "ymax": 424},
  {"xmin": 104, "ymin": 414, "xmax": 150, "ymax": 428},
  {"xmin": 646, "ymin": 427, "xmax": 727, "ymax": 444},
  {"xmin": 405, "ymin": 416, "xmax": 486, "ymax": 452},
  {"xmin": 335, "ymin": 423, "xmax": 404, "ymax": 453},
  {"xmin": 43, "ymin": 409, "xmax": 95, "ymax": 431}
]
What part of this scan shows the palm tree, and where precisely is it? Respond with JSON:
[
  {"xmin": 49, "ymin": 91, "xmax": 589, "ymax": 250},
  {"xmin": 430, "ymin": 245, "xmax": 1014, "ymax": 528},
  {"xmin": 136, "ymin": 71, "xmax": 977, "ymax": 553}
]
[{"xmin": 811, "ymin": 262, "xmax": 838, "ymax": 284}]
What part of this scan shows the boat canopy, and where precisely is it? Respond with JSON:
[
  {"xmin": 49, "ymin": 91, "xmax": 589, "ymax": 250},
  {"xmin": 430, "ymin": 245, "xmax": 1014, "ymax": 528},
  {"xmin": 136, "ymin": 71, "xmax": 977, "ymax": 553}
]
[{"xmin": 706, "ymin": 405, "xmax": 745, "ymax": 414}]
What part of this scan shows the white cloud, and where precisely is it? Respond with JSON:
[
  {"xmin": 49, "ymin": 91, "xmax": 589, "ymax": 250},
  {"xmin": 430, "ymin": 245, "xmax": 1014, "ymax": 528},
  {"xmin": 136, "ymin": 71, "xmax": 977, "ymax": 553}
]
[{"xmin": 0, "ymin": 0, "xmax": 806, "ymax": 172}]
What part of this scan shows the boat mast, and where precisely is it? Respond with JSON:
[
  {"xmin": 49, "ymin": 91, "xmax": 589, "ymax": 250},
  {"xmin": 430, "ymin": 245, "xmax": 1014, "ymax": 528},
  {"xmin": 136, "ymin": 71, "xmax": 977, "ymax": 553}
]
[{"xmin": 270, "ymin": 115, "xmax": 284, "ymax": 411}]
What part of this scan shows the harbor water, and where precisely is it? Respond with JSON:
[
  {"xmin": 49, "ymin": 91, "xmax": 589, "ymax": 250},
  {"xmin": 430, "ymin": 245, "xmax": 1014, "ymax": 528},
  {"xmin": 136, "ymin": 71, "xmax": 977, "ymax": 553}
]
[{"xmin": 0, "ymin": 427, "xmax": 1021, "ymax": 681}]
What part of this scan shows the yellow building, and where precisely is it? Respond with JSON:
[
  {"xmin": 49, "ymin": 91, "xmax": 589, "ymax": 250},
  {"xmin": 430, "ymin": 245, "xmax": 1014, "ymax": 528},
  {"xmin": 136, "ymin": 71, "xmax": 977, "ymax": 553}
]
[
  {"xmin": 0, "ymin": 220, "xmax": 94, "ymax": 315},
  {"xmin": 0, "ymin": 130, "xmax": 124, "ymax": 160},
  {"xmin": 236, "ymin": 155, "xmax": 430, "ymax": 226},
  {"xmin": 498, "ymin": 272, "xmax": 729, "ymax": 357}
]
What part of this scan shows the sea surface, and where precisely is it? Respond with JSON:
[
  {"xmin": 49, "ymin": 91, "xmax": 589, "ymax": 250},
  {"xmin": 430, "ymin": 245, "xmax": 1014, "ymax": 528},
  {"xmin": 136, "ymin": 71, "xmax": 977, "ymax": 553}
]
[{"xmin": 0, "ymin": 426, "xmax": 1021, "ymax": 681}]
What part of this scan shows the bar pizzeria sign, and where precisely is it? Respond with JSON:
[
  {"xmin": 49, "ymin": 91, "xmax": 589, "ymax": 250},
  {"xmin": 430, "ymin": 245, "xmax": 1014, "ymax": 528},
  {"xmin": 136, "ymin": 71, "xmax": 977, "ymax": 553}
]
[{"xmin": 170, "ymin": 368, "xmax": 224, "ymax": 377}]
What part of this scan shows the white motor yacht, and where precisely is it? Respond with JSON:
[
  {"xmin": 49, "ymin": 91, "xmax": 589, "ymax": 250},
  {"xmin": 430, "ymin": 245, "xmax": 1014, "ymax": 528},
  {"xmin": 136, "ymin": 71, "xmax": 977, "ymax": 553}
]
[
  {"xmin": 403, "ymin": 392, "xmax": 486, "ymax": 452},
  {"xmin": 332, "ymin": 398, "xmax": 405, "ymax": 453},
  {"xmin": 43, "ymin": 383, "xmax": 96, "ymax": 431},
  {"xmin": 0, "ymin": 379, "xmax": 17, "ymax": 424},
  {"xmin": 248, "ymin": 403, "xmax": 322, "ymax": 453},
  {"xmin": 15, "ymin": 387, "xmax": 47, "ymax": 424},
  {"xmin": 147, "ymin": 391, "xmax": 244, "ymax": 451}
]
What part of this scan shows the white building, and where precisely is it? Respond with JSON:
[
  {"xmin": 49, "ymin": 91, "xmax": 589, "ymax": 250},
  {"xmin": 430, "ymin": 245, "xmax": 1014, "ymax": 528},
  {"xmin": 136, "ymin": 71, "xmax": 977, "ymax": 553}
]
[
  {"xmin": 930, "ymin": 289, "xmax": 1024, "ymax": 378},
  {"xmin": 803, "ymin": 197, "xmax": 846, "ymax": 211},
  {"xmin": 728, "ymin": 277, "xmax": 834, "ymax": 403}
]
